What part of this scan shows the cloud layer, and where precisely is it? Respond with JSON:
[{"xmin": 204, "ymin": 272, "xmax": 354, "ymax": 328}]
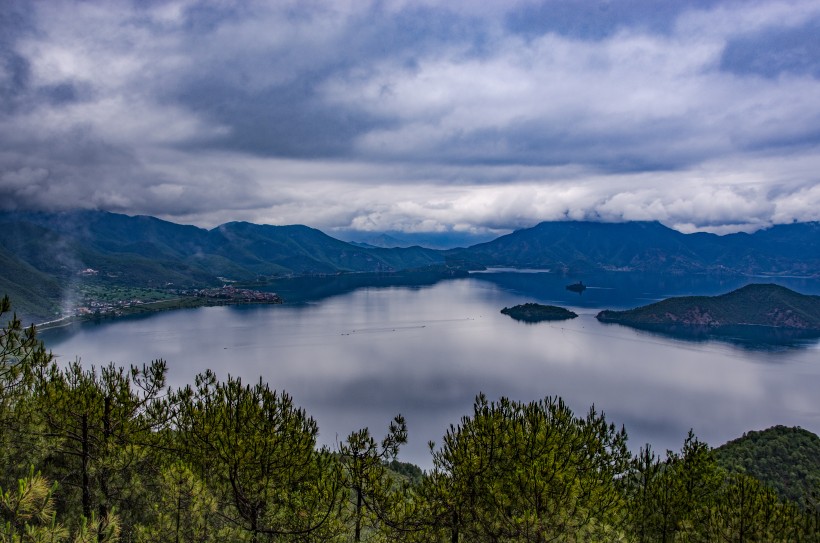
[{"xmin": 1, "ymin": 0, "xmax": 820, "ymax": 236}]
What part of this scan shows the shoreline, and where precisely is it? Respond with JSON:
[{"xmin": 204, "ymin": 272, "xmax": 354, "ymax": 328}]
[{"xmin": 36, "ymin": 293, "xmax": 283, "ymax": 332}]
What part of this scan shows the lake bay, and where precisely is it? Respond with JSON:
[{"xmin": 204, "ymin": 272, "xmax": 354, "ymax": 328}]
[{"xmin": 41, "ymin": 272, "xmax": 820, "ymax": 468}]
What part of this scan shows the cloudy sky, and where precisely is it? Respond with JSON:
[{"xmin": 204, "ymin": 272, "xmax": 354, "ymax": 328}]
[{"xmin": 2, "ymin": 0, "xmax": 820, "ymax": 239}]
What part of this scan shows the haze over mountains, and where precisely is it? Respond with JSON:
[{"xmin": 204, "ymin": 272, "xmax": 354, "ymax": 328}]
[{"xmin": 2, "ymin": 210, "xmax": 819, "ymax": 322}]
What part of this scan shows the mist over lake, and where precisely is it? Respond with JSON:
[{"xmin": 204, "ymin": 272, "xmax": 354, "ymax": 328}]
[{"xmin": 41, "ymin": 272, "xmax": 820, "ymax": 468}]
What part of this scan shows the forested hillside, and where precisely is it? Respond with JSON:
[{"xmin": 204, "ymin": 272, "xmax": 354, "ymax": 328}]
[
  {"xmin": 0, "ymin": 211, "xmax": 445, "ymax": 322},
  {"xmin": 1, "ymin": 297, "xmax": 818, "ymax": 542},
  {"xmin": 597, "ymin": 284, "xmax": 820, "ymax": 329},
  {"xmin": 446, "ymin": 220, "xmax": 820, "ymax": 275},
  {"xmin": 715, "ymin": 425, "xmax": 820, "ymax": 507}
]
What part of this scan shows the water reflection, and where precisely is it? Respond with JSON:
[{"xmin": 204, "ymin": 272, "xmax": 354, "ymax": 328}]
[
  {"xmin": 41, "ymin": 274, "xmax": 820, "ymax": 468},
  {"xmin": 600, "ymin": 322, "xmax": 820, "ymax": 352},
  {"xmin": 260, "ymin": 268, "xmax": 465, "ymax": 303}
]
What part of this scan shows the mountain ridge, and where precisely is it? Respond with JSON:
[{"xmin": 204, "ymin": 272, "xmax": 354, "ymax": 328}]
[
  {"xmin": 445, "ymin": 220, "xmax": 820, "ymax": 275},
  {"xmin": 2, "ymin": 210, "xmax": 820, "ymax": 323}
]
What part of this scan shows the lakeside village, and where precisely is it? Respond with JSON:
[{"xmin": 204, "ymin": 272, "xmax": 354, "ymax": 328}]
[
  {"xmin": 73, "ymin": 286, "xmax": 282, "ymax": 316},
  {"xmin": 37, "ymin": 269, "xmax": 283, "ymax": 329}
]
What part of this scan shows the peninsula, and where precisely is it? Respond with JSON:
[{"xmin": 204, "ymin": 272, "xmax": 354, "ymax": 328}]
[
  {"xmin": 596, "ymin": 284, "xmax": 820, "ymax": 330},
  {"xmin": 501, "ymin": 303, "xmax": 578, "ymax": 323}
]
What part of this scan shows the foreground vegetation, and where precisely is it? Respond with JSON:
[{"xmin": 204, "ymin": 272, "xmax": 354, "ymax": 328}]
[
  {"xmin": 715, "ymin": 425, "xmax": 820, "ymax": 508},
  {"xmin": 1, "ymin": 296, "xmax": 819, "ymax": 542}
]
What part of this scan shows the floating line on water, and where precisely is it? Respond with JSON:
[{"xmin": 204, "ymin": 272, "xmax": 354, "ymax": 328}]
[{"xmin": 342, "ymin": 324, "xmax": 427, "ymax": 335}]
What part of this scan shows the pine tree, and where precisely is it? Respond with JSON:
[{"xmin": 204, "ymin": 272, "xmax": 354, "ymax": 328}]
[
  {"xmin": 37, "ymin": 359, "xmax": 168, "ymax": 538},
  {"xmin": 0, "ymin": 295, "xmax": 53, "ymax": 487},
  {"xmin": 339, "ymin": 415, "xmax": 408, "ymax": 541},
  {"xmin": 427, "ymin": 394, "xmax": 631, "ymax": 542},
  {"xmin": 172, "ymin": 370, "xmax": 343, "ymax": 542}
]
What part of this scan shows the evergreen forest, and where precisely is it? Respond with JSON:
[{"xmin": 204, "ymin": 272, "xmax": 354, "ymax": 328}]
[{"xmin": 1, "ymin": 295, "xmax": 819, "ymax": 543}]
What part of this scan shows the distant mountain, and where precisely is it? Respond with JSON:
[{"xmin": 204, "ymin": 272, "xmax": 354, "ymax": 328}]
[
  {"xmin": 714, "ymin": 426, "xmax": 820, "ymax": 506},
  {"xmin": 596, "ymin": 284, "xmax": 820, "ymax": 329},
  {"xmin": 3, "ymin": 212, "xmax": 820, "ymax": 323},
  {"xmin": 0, "ymin": 211, "xmax": 444, "ymax": 278},
  {"xmin": 0, "ymin": 211, "xmax": 445, "ymax": 322},
  {"xmin": 343, "ymin": 233, "xmax": 412, "ymax": 249},
  {"xmin": 448, "ymin": 221, "xmax": 820, "ymax": 275},
  {"xmin": 211, "ymin": 221, "xmax": 442, "ymax": 276},
  {"xmin": 449, "ymin": 222, "xmax": 697, "ymax": 272},
  {"xmin": 335, "ymin": 230, "xmax": 499, "ymax": 250}
]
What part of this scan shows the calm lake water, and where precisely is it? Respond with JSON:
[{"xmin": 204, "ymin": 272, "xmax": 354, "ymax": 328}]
[{"xmin": 41, "ymin": 272, "xmax": 820, "ymax": 468}]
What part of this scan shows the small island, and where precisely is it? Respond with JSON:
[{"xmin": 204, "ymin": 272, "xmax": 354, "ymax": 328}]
[
  {"xmin": 566, "ymin": 281, "xmax": 586, "ymax": 293},
  {"xmin": 501, "ymin": 303, "xmax": 578, "ymax": 323},
  {"xmin": 596, "ymin": 284, "xmax": 820, "ymax": 330}
]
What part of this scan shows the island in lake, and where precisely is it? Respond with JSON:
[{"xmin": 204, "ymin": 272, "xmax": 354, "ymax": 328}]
[
  {"xmin": 566, "ymin": 281, "xmax": 586, "ymax": 293},
  {"xmin": 596, "ymin": 284, "xmax": 820, "ymax": 330},
  {"xmin": 501, "ymin": 303, "xmax": 578, "ymax": 323}
]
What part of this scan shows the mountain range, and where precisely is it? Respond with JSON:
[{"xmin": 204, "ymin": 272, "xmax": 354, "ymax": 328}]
[
  {"xmin": 1, "ymin": 210, "xmax": 819, "ymax": 322},
  {"xmin": 445, "ymin": 220, "xmax": 820, "ymax": 275}
]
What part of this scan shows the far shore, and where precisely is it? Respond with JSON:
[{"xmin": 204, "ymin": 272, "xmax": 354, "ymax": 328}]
[{"xmin": 36, "ymin": 292, "xmax": 283, "ymax": 331}]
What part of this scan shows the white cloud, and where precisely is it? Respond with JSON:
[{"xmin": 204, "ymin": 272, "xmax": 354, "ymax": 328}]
[
  {"xmin": 323, "ymin": 17, "xmax": 820, "ymax": 170},
  {"xmin": 676, "ymin": 0, "xmax": 820, "ymax": 40},
  {"xmin": 1, "ymin": 0, "xmax": 819, "ymax": 236}
]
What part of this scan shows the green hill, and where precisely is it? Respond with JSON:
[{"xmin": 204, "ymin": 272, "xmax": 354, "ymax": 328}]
[
  {"xmin": 596, "ymin": 284, "xmax": 820, "ymax": 330},
  {"xmin": 0, "ymin": 245, "xmax": 63, "ymax": 321},
  {"xmin": 714, "ymin": 426, "xmax": 820, "ymax": 506}
]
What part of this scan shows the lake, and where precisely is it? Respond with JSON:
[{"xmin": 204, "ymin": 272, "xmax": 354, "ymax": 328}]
[{"xmin": 41, "ymin": 271, "xmax": 820, "ymax": 468}]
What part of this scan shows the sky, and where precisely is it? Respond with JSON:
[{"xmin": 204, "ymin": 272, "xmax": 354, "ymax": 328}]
[{"xmin": 2, "ymin": 0, "xmax": 820, "ymax": 240}]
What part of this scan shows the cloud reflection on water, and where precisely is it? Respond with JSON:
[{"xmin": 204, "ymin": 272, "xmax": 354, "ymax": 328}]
[{"xmin": 42, "ymin": 276, "xmax": 820, "ymax": 468}]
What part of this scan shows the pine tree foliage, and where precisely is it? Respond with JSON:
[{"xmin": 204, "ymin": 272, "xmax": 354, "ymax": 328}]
[
  {"xmin": 172, "ymin": 370, "xmax": 343, "ymax": 543},
  {"xmin": 339, "ymin": 415, "xmax": 410, "ymax": 541},
  {"xmin": 0, "ymin": 469, "xmax": 120, "ymax": 543},
  {"xmin": 0, "ymin": 295, "xmax": 51, "ymax": 401},
  {"xmin": 427, "ymin": 394, "xmax": 631, "ymax": 542},
  {"xmin": 132, "ymin": 461, "xmax": 219, "ymax": 543},
  {"xmin": 0, "ymin": 296, "xmax": 54, "ymax": 487},
  {"xmin": 37, "ymin": 358, "xmax": 168, "ymax": 537},
  {"xmin": 715, "ymin": 425, "xmax": 820, "ymax": 507}
]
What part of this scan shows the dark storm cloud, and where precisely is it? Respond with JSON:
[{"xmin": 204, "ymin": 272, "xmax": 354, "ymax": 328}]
[
  {"xmin": 720, "ymin": 17, "xmax": 820, "ymax": 78},
  {"xmin": 163, "ymin": 2, "xmax": 494, "ymax": 159},
  {"xmin": 0, "ymin": 1, "xmax": 35, "ymax": 114},
  {"xmin": 1, "ymin": 0, "xmax": 819, "ymax": 234}
]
